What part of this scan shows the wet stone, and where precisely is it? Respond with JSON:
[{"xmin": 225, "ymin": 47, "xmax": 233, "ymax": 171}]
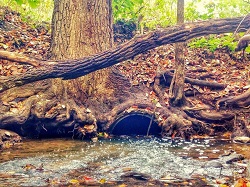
[
  {"xmin": 219, "ymin": 152, "xmax": 245, "ymax": 164},
  {"xmin": 203, "ymin": 161, "xmax": 223, "ymax": 168},
  {"xmin": 233, "ymin": 136, "xmax": 250, "ymax": 144},
  {"xmin": 121, "ymin": 172, "xmax": 152, "ymax": 181},
  {"xmin": 0, "ymin": 129, "xmax": 22, "ymax": 149}
]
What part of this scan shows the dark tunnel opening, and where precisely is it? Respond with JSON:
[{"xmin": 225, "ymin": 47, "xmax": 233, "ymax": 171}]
[{"xmin": 109, "ymin": 113, "xmax": 162, "ymax": 136}]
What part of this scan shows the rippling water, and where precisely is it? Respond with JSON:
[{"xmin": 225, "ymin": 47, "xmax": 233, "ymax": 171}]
[{"xmin": 0, "ymin": 137, "xmax": 249, "ymax": 186}]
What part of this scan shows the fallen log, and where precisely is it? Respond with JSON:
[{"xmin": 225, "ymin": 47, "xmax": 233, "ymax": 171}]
[{"xmin": 0, "ymin": 16, "xmax": 249, "ymax": 93}]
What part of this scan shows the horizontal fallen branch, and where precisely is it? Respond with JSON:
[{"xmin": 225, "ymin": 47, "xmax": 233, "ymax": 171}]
[
  {"xmin": 0, "ymin": 16, "xmax": 249, "ymax": 93},
  {"xmin": 0, "ymin": 50, "xmax": 42, "ymax": 67}
]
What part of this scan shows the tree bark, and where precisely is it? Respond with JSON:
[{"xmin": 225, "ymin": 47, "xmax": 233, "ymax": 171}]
[
  {"xmin": 169, "ymin": 0, "xmax": 186, "ymax": 106},
  {"xmin": 0, "ymin": 16, "xmax": 249, "ymax": 93}
]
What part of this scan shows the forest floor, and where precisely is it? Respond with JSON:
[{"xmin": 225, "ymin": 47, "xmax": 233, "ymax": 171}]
[{"xmin": 1, "ymin": 7, "xmax": 249, "ymax": 139}]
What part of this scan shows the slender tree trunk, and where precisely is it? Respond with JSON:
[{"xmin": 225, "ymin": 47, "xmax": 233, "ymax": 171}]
[{"xmin": 169, "ymin": 0, "xmax": 186, "ymax": 106}]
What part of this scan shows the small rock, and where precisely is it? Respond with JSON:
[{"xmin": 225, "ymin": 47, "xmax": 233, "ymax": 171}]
[
  {"xmin": 203, "ymin": 161, "xmax": 223, "ymax": 168},
  {"xmin": 224, "ymin": 153, "xmax": 245, "ymax": 164},
  {"xmin": 121, "ymin": 172, "xmax": 151, "ymax": 181},
  {"xmin": 233, "ymin": 136, "xmax": 250, "ymax": 144},
  {"xmin": 0, "ymin": 129, "xmax": 22, "ymax": 149}
]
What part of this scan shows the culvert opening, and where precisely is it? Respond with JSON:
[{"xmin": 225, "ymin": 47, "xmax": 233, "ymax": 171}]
[{"xmin": 109, "ymin": 113, "xmax": 162, "ymax": 136}]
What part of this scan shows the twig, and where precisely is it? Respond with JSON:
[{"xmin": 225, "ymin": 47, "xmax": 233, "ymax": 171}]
[
  {"xmin": 234, "ymin": 13, "xmax": 250, "ymax": 35},
  {"xmin": 147, "ymin": 106, "xmax": 156, "ymax": 136}
]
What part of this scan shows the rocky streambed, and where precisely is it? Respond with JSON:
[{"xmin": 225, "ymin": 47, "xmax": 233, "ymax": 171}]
[{"xmin": 0, "ymin": 135, "xmax": 250, "ymax": 186}]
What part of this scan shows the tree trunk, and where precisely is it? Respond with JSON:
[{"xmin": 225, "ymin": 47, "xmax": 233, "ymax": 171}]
[
  {"xmin": 49, "ymin": 0, "xmax": 116, "ymax": 106},
  {"xmin": 169, "ymin": 0, "xmax": 185, "ymax": 106},
  {"xmin": 46, "ymin": 0, "xmax": 134, "ymax": 139}
]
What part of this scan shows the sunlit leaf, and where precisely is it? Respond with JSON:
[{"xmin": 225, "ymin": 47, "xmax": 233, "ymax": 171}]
[
  {"xmin": 219, "ymin": 184, "xmax": 229, "ymax": 187},
  {"xmin": 99, "ymin": 178, "xmax": 106, "ymax": 184},
  {"xmin": 28, "ymin": 0, "xmax": 40, "ymax": 8},
  {"xmin": 69, "ymin": 179, "xmax": 79, "ymax": 184},
  {"xmin": 118, "ymin": 184, "xmax": 127, "ymax": 187},
  {"xmin": 83, "ymin": 176, "xmax": 93, "ymax": 181},
  {"xmin": 234, "ymin": 178, "xmax": 248, "ymax": 187},
  {"xmin": 14, "ymin": 0, "xmax": 24, "ymax": 5},
  {"xmin": 155, "ymin": 102, "xmax": 162, "ymax": 108},
  {"xmin": 22, "ymin": 164, "xmax": 36, "ymax": 170}
]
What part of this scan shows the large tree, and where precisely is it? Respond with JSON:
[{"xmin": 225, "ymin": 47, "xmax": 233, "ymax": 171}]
[
  {"xmin": 0, "ymin": 0, "xmax": 132, "ymax": 139},
  {"xmin": 49, "ymin": 0, "xmax": 114, "ymax": 138}
]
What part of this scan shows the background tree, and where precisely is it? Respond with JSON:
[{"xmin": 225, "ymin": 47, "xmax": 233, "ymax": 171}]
[{"xmin": 169, "ymin": 0, "xmax": 185, "ymax": 106}]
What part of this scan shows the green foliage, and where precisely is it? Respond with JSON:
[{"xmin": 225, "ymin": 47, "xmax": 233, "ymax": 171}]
[
  {"xmin": 112, "ymin": 0, "xmax": 144, "ymax": 22},
  {"xmin": 27, "ymin": 0, "xmax": 40, "ymax": 8},
  {"xmin": 188, "ymin": 34, "xmax": 239, "ymax": 52},
  {"xmin": 113, "ymin": 0, "xmax": 177, "ymax": 29},
  {"xmin": 2, "ymin": 0, "xmax": 53, "ymax": 23},
  {"xmin": 189, "ymin": 0, "xmax": 250, "ymax": 20},
  {"xmin": 14, "ymin": 0, "xmax": 40, "ymax": 8},
  {"xmin": 141, "ymin": 0, "xmax": 177, "ymax": 28}
]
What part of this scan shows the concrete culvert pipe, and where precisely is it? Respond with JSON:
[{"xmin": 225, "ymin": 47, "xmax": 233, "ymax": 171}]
[{"xmin": 109, "ymin": 113, "xmax": 161, "ymax": 136}]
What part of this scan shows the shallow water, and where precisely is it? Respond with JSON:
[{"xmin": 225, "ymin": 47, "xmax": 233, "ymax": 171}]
[{"xmin": 0, "ymin": 137, "xmax": 250, "ymax": 186}]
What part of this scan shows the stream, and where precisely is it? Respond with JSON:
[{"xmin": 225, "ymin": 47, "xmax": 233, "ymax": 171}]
[{"xmin": 0, "ymin": 137, "xmax": 250, "ymax": 186}]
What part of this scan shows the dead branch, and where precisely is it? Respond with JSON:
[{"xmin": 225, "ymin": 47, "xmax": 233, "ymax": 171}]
[{"xmin": 0, "ymin": 51, "xmax": 42, "ymax": 67}]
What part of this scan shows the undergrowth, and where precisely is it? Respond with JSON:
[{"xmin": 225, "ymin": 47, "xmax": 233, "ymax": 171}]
[{"xmin": 188, "ymin": 33, "xmax": 250, "ymax": 53}]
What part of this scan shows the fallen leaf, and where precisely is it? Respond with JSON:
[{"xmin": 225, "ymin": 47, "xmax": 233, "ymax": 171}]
[
  {"xmin": 69, "ymin": 179, "xmax": 79, "ymax": 184},
  {"xmin": 99, "ymin": 178, "xmax": 106, "ymax": 184}
]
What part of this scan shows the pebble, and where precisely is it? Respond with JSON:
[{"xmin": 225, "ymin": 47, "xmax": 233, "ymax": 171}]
[{"xmin": 233, "ymin": 136, "xmax": 250, "ymax": 144}]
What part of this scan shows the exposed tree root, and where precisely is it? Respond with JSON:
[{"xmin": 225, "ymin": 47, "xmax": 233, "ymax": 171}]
[
  {"xmin": 183, "ymin": 108, "xmax": 234, "ymax": 122},
  {"xmin": 232, "ymin": 117, "xmax": 250, "ymax": 138},
  {"xmin": 0, "ymin": 129, "xmax": 22, "ymax": 149},
  {"xmin": 0, "ymin": 64, "xmax": 246, "ymax": 141},
  {"xmin": 216, "ymin": 88, "xmax": 250, "ymax": 108},
  {"xmin": 162, "ymin": 71, "xmax": 227, "ymax": 89},
  {"xmin": 161, "ymin": 113, "xmax": 193, "ymax": 139}
]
